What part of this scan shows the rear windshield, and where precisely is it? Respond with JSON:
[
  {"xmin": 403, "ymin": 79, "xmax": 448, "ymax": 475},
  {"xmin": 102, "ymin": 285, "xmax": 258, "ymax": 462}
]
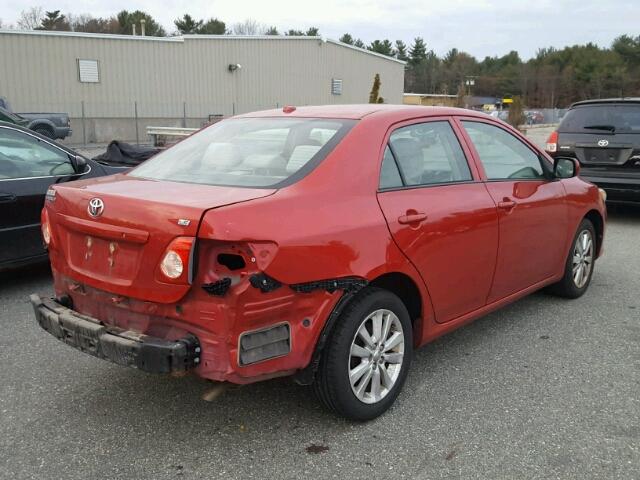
[
  {"xmin": 130, "ymin": 117, "xmax": 355, "ymax": 187},
  {"xmin": 559, "ymin": 104, "xmax": 640, "ymax": 134}
]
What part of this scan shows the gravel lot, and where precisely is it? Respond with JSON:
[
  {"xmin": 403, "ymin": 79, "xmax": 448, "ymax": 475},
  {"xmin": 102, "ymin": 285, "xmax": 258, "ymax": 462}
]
[{"xmin": 1, "ymin": 207, "xmax": 639, "ymax": 480}]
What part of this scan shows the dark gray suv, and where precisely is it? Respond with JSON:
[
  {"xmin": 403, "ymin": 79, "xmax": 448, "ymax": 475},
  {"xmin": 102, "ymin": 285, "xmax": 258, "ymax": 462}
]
[{"xmin": 546, "ymin": 98, "xmax": 640, "ymax": 204}]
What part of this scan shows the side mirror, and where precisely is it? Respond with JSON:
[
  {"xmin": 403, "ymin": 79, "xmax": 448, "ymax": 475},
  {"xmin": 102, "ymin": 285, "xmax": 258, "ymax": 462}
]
[
  {"xmin": 554, "ymin": 157, "xmax": 580, "ymax": 179},
  {"xmin": 71, "ymin": 155, "xmax": 88, "ymax": 174}
]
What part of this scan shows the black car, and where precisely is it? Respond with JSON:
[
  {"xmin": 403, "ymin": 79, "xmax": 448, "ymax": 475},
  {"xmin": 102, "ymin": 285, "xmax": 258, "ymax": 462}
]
[
  {"xmin": 0, "ymin": 121, "xmax": 126, "ymax": 270},
  {"xmin": 546, "ymin": 98, "xmax": 640, "ymax": 204}
]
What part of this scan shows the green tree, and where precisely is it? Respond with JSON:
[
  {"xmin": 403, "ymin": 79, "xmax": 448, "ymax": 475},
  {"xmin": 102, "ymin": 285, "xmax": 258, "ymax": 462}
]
[
  {"xmin": 285, "ymin": 29, "xmax": 304, "ymax": 36},
  {"xmin": 339, "ymin": 33, "xmax": 354, "ymax": 45},
  {"xmin": 199, "ymin": 18, "xmax": 226, "ymax": 34},
  {"xmin": 612, "ymin": 35, "xmax": 640, "ymax": 67},
  {"xmin": 116, "ymin": 10, "xmax": 166, "ymax": 36},
  {"xmin": 264, "ymin": 26, "xmax": 279, "ymax": 35},
  {"xmin": 353, "ymin": 39, "xmax": 365, "ymax": 49},
  {"xmin": 37, "ymin": 10, "xmax": 70, "ymax": 31},
  {"xmin": 369, "ymin": 39, "xmax": 394, "ymax": 56},
  {"xmin": 369, "ymin": 73, "xmax": 382, "ymax": 103},
  {"xmin": 174, "ymin": 14, "xmax": 202, "ymax": 34},
  {"xmin": 395, "ymin": 40, "xmax": 408, "ymax": 61},
  {"xmin": 409, "ymin": 37, "xmax": 427, "ymax": 66},
  {"xmin": 306, "ymin": 26, "xmax": 319, "ymax": 36}
]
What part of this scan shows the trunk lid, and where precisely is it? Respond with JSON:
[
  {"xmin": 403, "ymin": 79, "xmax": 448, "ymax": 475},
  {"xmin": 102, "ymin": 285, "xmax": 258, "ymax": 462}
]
[{"xmin": 50, "ymin": 174, "xmax": 275, "ymax": 303}]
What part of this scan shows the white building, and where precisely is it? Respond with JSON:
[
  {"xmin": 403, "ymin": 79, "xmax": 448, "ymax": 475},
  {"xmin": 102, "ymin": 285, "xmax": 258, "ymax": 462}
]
[{"xmin": 0, "ymin": 30, "xmax": 405, "ymax": 143}]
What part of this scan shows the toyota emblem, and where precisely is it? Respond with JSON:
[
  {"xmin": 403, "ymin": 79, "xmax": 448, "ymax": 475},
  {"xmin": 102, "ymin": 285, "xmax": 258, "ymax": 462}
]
[
  {"xmin": 597, "ymin": 139, "xmax": 609, "ymax": 147},
  {"xmin": 87, "ymin": 198, "xmax": 105, "ymax": 218}
]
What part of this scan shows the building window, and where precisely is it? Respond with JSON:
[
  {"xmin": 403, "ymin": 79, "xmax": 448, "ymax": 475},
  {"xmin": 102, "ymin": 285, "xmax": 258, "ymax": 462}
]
[
  {"xmin": 78, "ymin": 59, "xmax": 99, "ymax": 83},
  {"xmin": 331, "ymin": 78, "xmax": 343, "ymax": 95}
]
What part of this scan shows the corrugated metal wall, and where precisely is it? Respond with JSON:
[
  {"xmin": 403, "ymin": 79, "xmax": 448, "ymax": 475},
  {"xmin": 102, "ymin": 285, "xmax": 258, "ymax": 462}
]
[{"xmin": 0, "ymin": 31, "xmax": 404, "ymax": 118}]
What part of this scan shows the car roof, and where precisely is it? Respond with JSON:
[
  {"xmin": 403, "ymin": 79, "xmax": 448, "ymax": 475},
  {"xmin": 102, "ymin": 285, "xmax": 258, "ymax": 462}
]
[
  {"xmin": 235, "ymin": 104, "xmax": 488, "ymax": 120},
  {"xmin": 571, "ymin": 98, "xmax": 640, "ymax": 108}
]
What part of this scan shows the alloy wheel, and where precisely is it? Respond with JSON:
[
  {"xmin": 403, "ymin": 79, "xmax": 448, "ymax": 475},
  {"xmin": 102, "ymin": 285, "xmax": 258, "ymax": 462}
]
[
  {"xmin": 348, "ymin": 309, "xmax": 405, "ymax": 404},
  {"xmin": 572, "ymin": 229, "xmax": 594, "ymax": 288}
]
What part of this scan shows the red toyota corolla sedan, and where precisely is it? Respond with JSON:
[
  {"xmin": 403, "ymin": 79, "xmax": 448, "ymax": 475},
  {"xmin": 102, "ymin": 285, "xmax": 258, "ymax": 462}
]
[{"xmin": 32, "ymin": 105, "xmax": 606, "ymax": 420}]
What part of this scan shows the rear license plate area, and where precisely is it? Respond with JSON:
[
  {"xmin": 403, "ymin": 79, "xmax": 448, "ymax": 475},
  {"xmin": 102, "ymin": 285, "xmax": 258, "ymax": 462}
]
[
  {"xmin": 66, "ymin": 232, "xmax": 141, "ymax": 283},
  {"xmin": 582, "ymin": 148, "xmax": 618, "ymax": 163}
]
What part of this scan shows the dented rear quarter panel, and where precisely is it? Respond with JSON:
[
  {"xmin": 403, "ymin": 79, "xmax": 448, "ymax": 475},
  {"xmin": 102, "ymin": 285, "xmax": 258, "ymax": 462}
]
[{"xmin": 192, "ymin": 116, "xmax": 433, "ymax": 380}]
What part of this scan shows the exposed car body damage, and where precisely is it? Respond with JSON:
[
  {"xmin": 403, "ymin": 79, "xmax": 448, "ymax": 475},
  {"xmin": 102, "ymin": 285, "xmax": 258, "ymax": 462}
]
[{"xmin": 34, "ymin": 105, "xmax": 605, "ymax": 395}]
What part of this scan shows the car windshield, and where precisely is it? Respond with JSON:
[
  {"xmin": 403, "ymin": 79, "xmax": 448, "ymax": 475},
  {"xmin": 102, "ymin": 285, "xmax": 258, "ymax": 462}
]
[
  {"xmin": 130, "ymin": 117, "xmax": 355, "ymax": 188},
  {"xmin": 559, "ymin": 104, "xmax": 640, "ymax": 134}
]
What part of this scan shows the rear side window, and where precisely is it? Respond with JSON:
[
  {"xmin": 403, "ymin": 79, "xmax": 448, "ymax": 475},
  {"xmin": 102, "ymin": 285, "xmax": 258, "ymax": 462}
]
[
  {"xmin": 386, "ymin": 121, "xmax": 472, "ymax": 187},
  {"xmin": 559, "ymin": 104, "xmax": 640, "ymax": 134},
  {"xmin": 462, "ymin": 121, "xmax": 544, "ymax": 180},
  {"xmin": 379, "ymin": 146, "xmax": 403, "ymax": 189},
  {"xmin": 130, "ymin": 118, "xmax": 355, "ymax": 188}
]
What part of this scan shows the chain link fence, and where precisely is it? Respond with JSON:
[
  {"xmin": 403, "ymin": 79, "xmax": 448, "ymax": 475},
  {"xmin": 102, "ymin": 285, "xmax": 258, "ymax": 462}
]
[
  {"xmin": 13, "ymin": 101, "xmax": 568, "ymax": 147},
  {"xmin": 523, "ymin": 108, "xmax": 567, "ymax": 125},
  {"xmin": 14, "ymin": 101, "xmax": 291, "ymax": 146}
]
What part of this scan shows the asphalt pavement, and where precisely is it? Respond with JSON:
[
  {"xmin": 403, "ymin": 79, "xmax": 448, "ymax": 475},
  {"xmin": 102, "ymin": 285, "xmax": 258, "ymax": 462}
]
[{"xmin": 1, "ymin": 211, "xmax": 639, "ymax": 480}]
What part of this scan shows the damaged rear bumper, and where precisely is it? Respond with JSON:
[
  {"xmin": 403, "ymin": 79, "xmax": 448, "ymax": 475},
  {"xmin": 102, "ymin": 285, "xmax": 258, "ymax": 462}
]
[{"xmin": 30, "ymin": 294, "xmax": 201, "ymax": 374}]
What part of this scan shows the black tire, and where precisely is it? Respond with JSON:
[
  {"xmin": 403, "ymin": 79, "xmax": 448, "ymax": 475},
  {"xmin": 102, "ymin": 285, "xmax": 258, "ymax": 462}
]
[
  {"xmin": 313, "ymin": 287, "xmax": 413, "ymax": 421},
  {"xmin": 547, "ymin": 218, "xmax": 596, "ymax": 298},
  {"xmin": 32, "ymin": 125, "xmax": 54, "ymax": 139}
]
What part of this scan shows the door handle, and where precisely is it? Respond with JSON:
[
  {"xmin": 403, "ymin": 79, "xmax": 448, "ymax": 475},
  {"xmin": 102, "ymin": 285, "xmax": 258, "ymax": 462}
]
[
  {"xmin": 497, "ymin": 199, "xmax": 516, "ymax": 211},
  {"xmin": 0, "ymin": 193, "xmax": 17, "ymax": 204},
  {"xmin": 398, "ymin": 212, "xmax": 428, "ymax": 225}
]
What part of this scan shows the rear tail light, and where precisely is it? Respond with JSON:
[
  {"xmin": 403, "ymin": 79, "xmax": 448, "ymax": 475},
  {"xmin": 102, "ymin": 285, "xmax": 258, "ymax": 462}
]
[
  {"xmin": 157, "ymin": 237, "xmax": 195, "ymax": 284},
  {"xmin": 161, "ymin": 251, "xmax": 184, "ymax": 279},
  {"xmin": 546, "ymin": 130, "xmax": 558, "ymax": 153},
  {"xmin": 41, "ymin": 208, "xmax": 52, "ymax": 247}
]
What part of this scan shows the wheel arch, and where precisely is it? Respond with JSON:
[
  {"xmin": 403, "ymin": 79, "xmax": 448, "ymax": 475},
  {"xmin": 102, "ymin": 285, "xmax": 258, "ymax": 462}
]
[
  {"xmin": 369, "ymin": 272, "xmax": 422, "ymax": 326},
  {"xmin": 584, "ymin": 209, "xmax": 604, "ymax": 256},
  {"xmin": 293, "ymin": 271, "xmax": 425, "ymax": 386},
  {"xmin": 29, "ymin": 120, "xmax": 55, "ymax": 136}
]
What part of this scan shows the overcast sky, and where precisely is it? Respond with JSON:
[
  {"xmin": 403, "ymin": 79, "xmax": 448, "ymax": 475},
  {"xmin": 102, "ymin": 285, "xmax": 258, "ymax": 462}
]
[{"xmin": 0, "ymin": 0, "xmax": 637, "ymax": 59}]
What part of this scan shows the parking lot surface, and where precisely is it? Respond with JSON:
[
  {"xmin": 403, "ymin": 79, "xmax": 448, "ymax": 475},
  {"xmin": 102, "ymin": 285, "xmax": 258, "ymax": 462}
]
[{"xmin": 1, "ymin": 209, "xmax": 639, "ymax": 480}]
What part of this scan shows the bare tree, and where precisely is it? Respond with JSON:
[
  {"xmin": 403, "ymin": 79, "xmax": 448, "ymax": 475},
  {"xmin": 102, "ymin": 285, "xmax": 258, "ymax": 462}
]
[
  {"xmin": 232, "ymin": 19, "xmax": 265, "ymax": 35},
  {"xmin": 68, "ymin": 13, "xmax": 119, "ymax": 33},
  {"xmin": 17, "ymin": 7, "xmax": 44, "ymax": 30}
]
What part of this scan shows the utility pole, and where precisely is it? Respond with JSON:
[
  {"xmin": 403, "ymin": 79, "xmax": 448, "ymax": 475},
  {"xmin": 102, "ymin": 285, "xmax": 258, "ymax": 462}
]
[{"xmin": 464, "ymin": 76, "xmax": 476, "ymax": 97}]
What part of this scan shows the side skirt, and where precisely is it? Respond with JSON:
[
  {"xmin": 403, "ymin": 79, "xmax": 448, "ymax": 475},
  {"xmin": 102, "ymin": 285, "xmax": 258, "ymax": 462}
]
[{"xmin": 420, "ymin": 274, "xmax": 564, "ymax": 345}]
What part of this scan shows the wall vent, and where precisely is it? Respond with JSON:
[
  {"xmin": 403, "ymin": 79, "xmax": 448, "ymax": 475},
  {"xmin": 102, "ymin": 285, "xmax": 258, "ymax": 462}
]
[
  {"xmin": 331, "ymin": 78, "xmax": 343, "ymax": 95},
  {"xmin": 78, "ymin": 59, "xmax": 99, "ymax": 83}
]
